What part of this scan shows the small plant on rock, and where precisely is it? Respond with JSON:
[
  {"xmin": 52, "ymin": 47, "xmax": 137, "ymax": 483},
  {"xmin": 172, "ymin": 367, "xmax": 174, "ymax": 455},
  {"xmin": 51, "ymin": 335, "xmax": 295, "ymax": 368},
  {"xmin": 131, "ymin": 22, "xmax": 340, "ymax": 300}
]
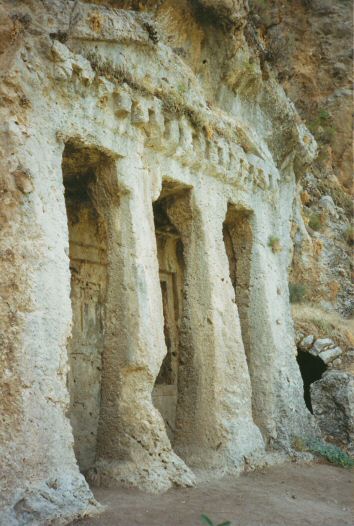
[
  {"xmin": 307, "ymin": 109, "xmax": 336, "ymax": 145},
  {"xmin": 293, "ymin": 437, "xmax": 354, "ymax": 468},
  {"xmin": 308, "ymin": 212, "xmax": 323, "ymax": 231},
  {"xmin": 201, "ymin": 514, "xmax": 231, "ymax": 526},
  {"xmin": 268, "ymin": 235, "xmax": 282, "ymax": 253},
  {"xmin": 289, "ymin": 283, "xmax": 307, "ymax": 303}
]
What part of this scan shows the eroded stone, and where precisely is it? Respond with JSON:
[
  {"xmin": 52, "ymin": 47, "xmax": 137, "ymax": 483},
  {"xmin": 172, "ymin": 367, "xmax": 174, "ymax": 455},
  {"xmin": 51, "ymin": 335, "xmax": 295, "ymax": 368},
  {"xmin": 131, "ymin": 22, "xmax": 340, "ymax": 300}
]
[
  {"xmin": 0, "ymin": 1, "xmax": 318, "ymax": 524},
  {"xmin": 319, "ymin": 347, "xmax": 343, "ymax": 364},
  {"xmin": 311, "ymin": 371, "xmax": 354, "ymax": 452}
]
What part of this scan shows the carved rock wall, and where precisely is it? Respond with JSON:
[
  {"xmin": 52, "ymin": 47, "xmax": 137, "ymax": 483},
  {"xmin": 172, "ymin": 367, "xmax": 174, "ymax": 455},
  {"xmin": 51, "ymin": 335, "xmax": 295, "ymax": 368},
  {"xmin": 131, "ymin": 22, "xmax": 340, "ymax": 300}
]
[{"xmin": 0, "ymin": 1, "xmax": 318, "ymax": 524}]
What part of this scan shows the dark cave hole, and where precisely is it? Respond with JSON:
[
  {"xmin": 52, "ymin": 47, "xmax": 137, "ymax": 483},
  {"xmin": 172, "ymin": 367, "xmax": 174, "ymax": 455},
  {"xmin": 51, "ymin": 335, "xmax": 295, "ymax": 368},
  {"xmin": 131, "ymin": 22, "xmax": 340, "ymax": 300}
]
[{"xmin": 296, "ymin": 350, "xmax": 327, "ymax": 413}]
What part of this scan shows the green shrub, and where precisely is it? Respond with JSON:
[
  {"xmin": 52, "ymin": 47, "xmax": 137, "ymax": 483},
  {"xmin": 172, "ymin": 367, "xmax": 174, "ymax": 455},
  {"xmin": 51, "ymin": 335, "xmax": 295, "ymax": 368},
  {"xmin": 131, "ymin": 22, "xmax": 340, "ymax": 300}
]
[
  {"xmin": 294, "ymin": 437, "xmax": 354, "ymax": 468},
  {"xmin": 307, "ymin": 110, "xmax": 336, "ymax": 145},
  {"xmin": 289, "ymin": 283, "xmax": 307, "ymax": 303},
  {"xmin": 308, "ymin": 212, "xmax": 322, "ymax": 231},
  {"xmin": 318, "ymin": 109, "xmax": 331, "ymax": 121},
  {"xmin": 201, "ymin": 515, "xmax": 231, "ymax": 526}
]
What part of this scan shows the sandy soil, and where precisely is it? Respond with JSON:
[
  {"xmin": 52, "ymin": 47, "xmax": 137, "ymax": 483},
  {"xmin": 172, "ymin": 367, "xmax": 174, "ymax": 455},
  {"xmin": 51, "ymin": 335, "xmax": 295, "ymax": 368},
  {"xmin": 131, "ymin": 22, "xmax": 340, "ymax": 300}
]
[{"xmin": 75, "ymin": 463, "xmax": 353, "ymax": 526}]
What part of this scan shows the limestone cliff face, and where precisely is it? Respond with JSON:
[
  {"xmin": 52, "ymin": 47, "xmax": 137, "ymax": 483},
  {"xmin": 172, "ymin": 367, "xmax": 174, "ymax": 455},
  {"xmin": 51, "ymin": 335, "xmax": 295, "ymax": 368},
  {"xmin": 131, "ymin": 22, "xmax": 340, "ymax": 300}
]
[
  {"xmin": 249, "ymin": 0, "xmax": 353, "ymax": 334},
  {"xmin": 250, "ymin": 0, "xmax": 352, "ymax": 192}
]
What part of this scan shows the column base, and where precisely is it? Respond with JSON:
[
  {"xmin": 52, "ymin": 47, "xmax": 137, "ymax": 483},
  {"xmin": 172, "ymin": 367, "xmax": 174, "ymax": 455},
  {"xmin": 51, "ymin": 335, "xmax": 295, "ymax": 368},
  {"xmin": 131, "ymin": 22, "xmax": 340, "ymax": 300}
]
[
  {"xmin": 87, "ymin": 451, "xmax": 196, "ymax": 494},
  {"xmin": 175, "ymin": 417, "xmax": 265, "ymax": 475}
]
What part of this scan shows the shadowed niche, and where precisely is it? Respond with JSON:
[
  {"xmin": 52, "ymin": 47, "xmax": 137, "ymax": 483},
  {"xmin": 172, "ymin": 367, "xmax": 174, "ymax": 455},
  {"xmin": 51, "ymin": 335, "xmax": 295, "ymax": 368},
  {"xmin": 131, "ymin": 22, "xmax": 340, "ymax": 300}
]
[
  {"xmin": 297, "ymin": 350, "xmax": 327, "ymax": 413},
  {"xmin": 62, "ymin": 141, "xmax": 110, "ymax": 473}
]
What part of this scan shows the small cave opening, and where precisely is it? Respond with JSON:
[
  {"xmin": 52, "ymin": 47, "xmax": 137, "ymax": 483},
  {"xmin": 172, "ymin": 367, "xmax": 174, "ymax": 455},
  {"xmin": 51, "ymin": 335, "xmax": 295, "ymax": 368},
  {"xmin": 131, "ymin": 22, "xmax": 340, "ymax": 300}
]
[{"xmin": 296, "ymin": 350, "xmax": 327, "ymax": 413}]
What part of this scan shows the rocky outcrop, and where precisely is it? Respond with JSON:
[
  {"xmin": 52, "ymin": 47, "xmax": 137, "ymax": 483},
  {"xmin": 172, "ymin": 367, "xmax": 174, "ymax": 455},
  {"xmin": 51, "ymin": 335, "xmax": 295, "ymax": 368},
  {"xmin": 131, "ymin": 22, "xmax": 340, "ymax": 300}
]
[
  {"xmin": 296, "ymin": 331, "xmax": 353, "ymax": 450},
  {"xmin": 249, "ymin": 0, "xmax": 353, "ymax": 318},
  {"xmin": 298, "ymin": 335, "xmax": 343, "ymax": 366},
  {"xmin": 311, "ymin": 371, "xmax": 354, "ymax": 454},
  {"xmin": 268, "ymin": 1, "xmax": 354, "ymax": 445},
  {"xmin": 249, "ymin": 0, "xmax": 352, "ymax": 192}
]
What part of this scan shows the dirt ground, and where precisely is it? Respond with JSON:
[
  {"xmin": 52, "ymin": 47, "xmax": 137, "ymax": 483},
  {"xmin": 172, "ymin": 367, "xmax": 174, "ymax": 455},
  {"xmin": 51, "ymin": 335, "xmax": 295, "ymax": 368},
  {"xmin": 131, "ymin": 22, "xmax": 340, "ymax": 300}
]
[{"xmin": 75, "ymin": 463, "xmax": 353, "ymax": 526}]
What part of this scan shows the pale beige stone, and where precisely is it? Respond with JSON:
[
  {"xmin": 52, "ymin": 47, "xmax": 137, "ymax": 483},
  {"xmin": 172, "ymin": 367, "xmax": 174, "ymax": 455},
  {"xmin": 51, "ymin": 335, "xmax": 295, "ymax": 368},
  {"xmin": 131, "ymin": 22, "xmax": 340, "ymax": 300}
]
[{"xmin": 0, "ymin": 1, "xmax": 318, "ymax": 524}]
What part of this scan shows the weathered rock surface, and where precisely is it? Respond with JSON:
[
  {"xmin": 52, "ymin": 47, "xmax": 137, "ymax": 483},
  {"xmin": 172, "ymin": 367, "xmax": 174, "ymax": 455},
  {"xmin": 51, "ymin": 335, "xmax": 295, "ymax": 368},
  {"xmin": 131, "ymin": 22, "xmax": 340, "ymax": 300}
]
[
  {"xmin": 260, "ymin": 0, "xmax": 354, "ymax": 458},
  {"xmin": 250, "ymin": 0, "xmax": 353, "ymax": 192},
  {"xmin": 319, "ymin": 347, "xmax": 342, "ymax": 365},
  {"xmin": 312, "ymin": 338, "xmax": 335, "ymax": 354},
  {"xmin": 298, "ymin": 334, "xmax": 343, "ymax": 364},
  {"xmin": 249, "ymin": 0, "xmax": 353, "ymax": 317},
  {"xmin": 299, "ymin": 335, "xmax": 315, "ymax": 350},
  {"xmin": 0, "ymin": 0, "xmax": 324, "ymax": 524},
  {"xmin": 311, "ymin": 371, "xmax": 354, "ymax": 453}
]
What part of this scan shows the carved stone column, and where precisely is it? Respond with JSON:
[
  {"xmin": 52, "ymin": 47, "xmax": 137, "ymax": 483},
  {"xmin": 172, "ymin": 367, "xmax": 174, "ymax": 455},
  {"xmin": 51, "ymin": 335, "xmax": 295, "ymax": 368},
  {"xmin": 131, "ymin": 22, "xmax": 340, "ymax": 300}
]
[
  {"xmin": 0, "ymin": 129, "xmax": 97, "ymax": 524},
  {"xmin": 246, "ymin": 189, "xmax": 316, "ymax": 446},
  {"xmin": 91, "ymin": 155, "xmax": 194, "ymax": 492},
  {"xmin": 166, "ymin": 184, "xmax": 264, "ymax": 474}
]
